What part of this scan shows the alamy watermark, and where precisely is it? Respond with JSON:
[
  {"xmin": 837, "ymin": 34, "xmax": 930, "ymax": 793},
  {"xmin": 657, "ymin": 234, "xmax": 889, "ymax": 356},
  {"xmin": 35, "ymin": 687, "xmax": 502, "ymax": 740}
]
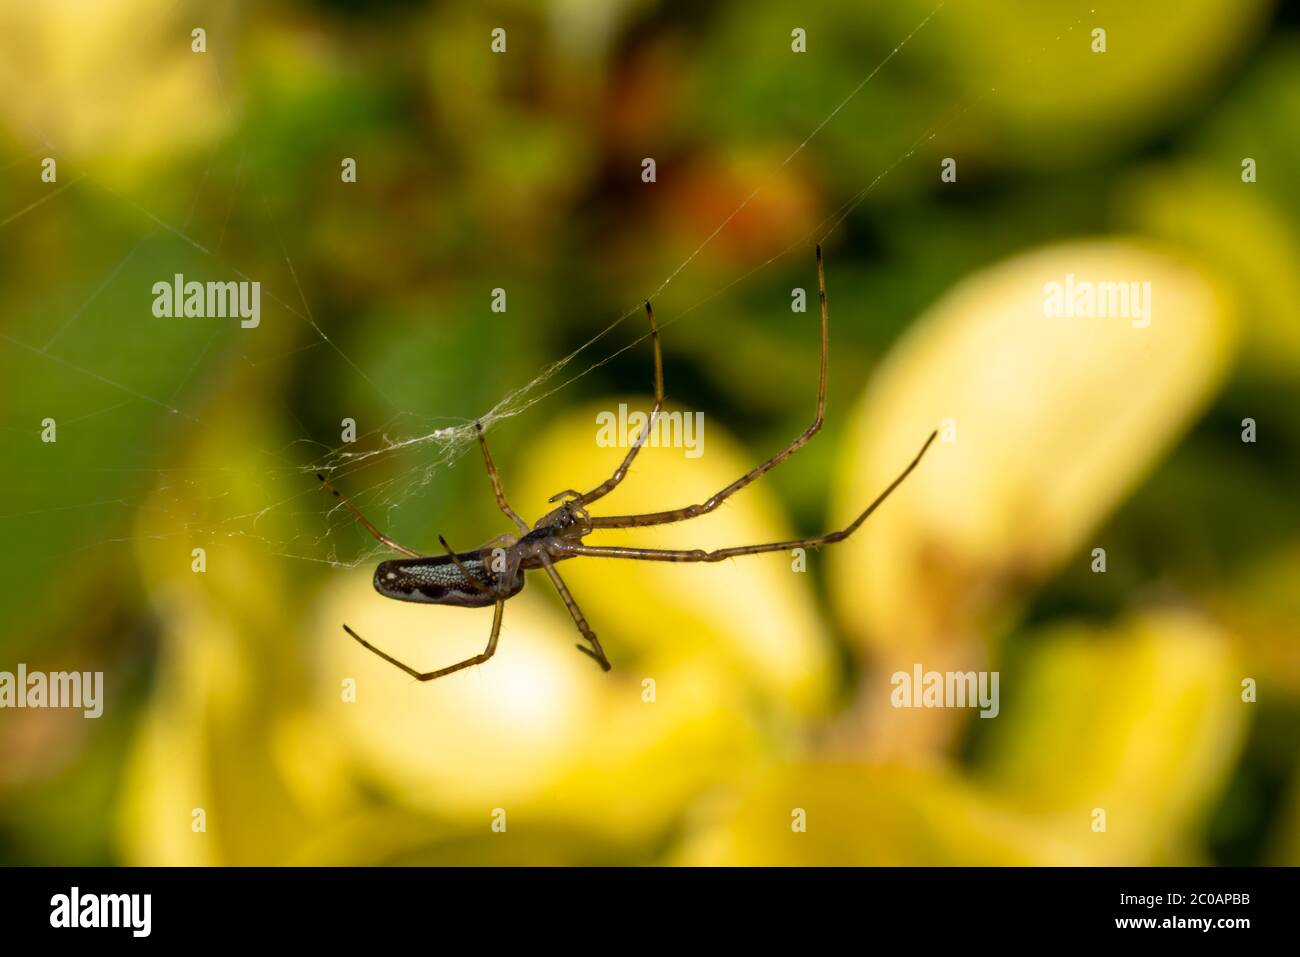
[
  {"xmin": 152, "ymin": 273, "xmax": 261, "ymax": 328},
  {"xmin": 50, "ymin": 887, "xmax": 150, "ymax": 937},
  {"xmin": 890, "ymin": 663, "xmax": 999, "ymax": 719},
  {"xmin": 1043, "ymin": 272, "xmax": 1151, "ymax": 328},
  {"xmin": 596, "ymin": 403, "xmax": 704, "ymax": 459},
  {"xmin": 0, "ymin": 664, "xmax": 103, "ymax": 718}
]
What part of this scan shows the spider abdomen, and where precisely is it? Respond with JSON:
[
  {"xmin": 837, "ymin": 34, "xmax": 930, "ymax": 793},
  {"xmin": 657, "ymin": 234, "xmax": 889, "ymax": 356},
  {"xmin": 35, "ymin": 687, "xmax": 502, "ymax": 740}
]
[{"xmin": 372, "ymin": 556, "xmax": 523, "ymax": 608}]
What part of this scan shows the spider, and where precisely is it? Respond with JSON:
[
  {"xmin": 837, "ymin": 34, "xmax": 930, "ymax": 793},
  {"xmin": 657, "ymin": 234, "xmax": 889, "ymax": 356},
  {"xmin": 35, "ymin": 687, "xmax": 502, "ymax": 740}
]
[{"xmin": 319, "ymin": 246, "xmax": 938, "ymax": 681}]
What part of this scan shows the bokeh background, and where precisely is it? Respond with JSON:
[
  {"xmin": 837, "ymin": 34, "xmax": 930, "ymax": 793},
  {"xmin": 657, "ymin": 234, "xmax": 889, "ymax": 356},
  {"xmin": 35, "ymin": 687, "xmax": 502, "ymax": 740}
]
[{"xmin": 1, "ymin": 0, "xmax": 1298, "ymax": 865}]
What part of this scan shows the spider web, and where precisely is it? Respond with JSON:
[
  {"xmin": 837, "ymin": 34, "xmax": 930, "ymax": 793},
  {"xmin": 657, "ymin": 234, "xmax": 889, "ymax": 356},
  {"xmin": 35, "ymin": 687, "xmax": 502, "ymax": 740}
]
[{"xmin": 0, "ymin": 0, "xmax": 1090, "ymax": 580}]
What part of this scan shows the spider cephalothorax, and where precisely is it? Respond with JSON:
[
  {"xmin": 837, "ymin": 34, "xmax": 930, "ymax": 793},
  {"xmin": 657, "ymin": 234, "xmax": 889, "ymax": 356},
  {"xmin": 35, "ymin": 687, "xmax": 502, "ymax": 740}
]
[
  {"xmin": 530, "ymin": 497, "xmax": 593, "ymax": 541},
  {"xmin": 320, "ymin": 246, "xmax": 937, "ymax": 681}
]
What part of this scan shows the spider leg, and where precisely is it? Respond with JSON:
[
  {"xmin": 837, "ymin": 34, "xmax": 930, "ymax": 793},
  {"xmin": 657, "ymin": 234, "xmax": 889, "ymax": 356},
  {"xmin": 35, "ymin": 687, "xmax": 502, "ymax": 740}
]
[
  {"xmin": 563, "ymin": 300, "xmax": 663, "ymax": 509},
  {"xmin": 474, "ymin": 532, "xmax": 518, "ymax": 552},
  {"xmin": 317, "ymin": 472, "xmax": 421, "ymax": 558},
  {"xmin": 588, "ymin": 245, "xmax": 829, "ymax": 531},
  {"xmin": 536, "ymin": 554, "xmax": 611, "ymax": 671},
  {"xmin": 343, "ymin": 600, "xmax": 504, "ymax": 681},
  {"xmin": 476, "ymin": 421, "xmax": 529, "ymax": 533},
  {"xmin": 560, "ymin": 429, "xmax": 937, "ymax": 563},
  {"xmin": 437, "ymin": 534, "xmax": 493, "ymax": 594}
]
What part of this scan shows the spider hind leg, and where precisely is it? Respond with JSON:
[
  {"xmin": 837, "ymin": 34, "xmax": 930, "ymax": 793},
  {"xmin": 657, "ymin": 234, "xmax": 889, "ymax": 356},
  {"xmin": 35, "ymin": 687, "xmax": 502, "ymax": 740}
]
[{"xmin": 343, "ymin": 600, "xmax": 505, "ymax": 681}]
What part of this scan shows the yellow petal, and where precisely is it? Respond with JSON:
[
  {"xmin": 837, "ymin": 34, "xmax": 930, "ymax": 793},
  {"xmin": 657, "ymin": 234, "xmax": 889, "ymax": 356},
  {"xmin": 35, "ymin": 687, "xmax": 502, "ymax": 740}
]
[
  {"xmin": 0, "ymin": 0, "xmax": 228, "ymax": 170},
  {"xmin": 676, "ymin": 761, "xmax": 1088, "ymax": 866},
  {"xmin": 831, "ymin": 240, "xmax": 1237, "ymax": 656},
  {"xmin": 316, "ymin": 573, "xmax": 602, "ymax": 815},
  {"xmin": 1117, "ymin": 164, "xmax": 1300, "ymax": 376},
  {"xmin": 890, "ymin": 0, "xmax": 1272, "ymax": 165},
  {"xmin": 120, "ymin": 411, "xmax": 313, "ymax": 865},
  {"xmin": 980, "ymin": 610, "xmax": 1246, "ymax": 864},
  {"xmin": 312, "ymin": 568, "xmax": 769, "ymax": 844}
]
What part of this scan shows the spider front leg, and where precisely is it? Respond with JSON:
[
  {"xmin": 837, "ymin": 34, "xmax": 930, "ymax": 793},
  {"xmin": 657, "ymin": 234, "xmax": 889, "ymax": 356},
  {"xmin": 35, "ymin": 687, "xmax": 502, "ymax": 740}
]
[
  {"xmin": 317, "ymin": 472, "xmax": 421, "ymax": 558},
  {"xmin": 474, "ymin": 532, "xmax": 519, "ymax": 555},
  {"xmin": 563, "ymin": 300, "xmax": 663, "ymax": 509},
  {"xmin": 476, "ymin": 420, "xmax": 529, "ymax": 533},
  {"xmin": 343, "ymin": 600, "xmax": 505, "ymax": 681},
  {"xmin": 587, "ymin": 244, "xmax": 830, "ymax": 531},
  {"xmin": 537, "ymin": 554, "xmax": 611, "ymax": 671},
  {"xmin": 557, "ymin": 429, "xmax": 938, "ymax": 564}
]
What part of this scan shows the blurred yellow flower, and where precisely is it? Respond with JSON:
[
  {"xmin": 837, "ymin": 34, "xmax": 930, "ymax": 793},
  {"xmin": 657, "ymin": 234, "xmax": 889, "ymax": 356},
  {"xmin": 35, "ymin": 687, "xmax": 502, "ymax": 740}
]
[
  {"xmin": 981, "ymin": 609, "xmax": 1246, "ymax": 865},
  {"xmin": 831, "ymin": 240, "xmax": 1237, "ymax": 660},
  {"xmin": 0, "ymin": 0, "xmax": 228, "ymax": 171},
  {"xmin": 679, "ymin": 610, "xmax": 1244, "ymax": 866},
  {"xmin": 676, "ymin": 761, "xmax": 1088, "ymax": 866}
]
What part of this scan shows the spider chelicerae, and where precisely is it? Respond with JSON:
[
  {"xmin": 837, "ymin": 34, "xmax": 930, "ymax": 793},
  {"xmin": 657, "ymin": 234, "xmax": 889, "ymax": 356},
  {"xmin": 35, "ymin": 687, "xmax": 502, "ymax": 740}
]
[{"xmin": 319, "ymin": 246, "xmax": 937, "ymax": 681}]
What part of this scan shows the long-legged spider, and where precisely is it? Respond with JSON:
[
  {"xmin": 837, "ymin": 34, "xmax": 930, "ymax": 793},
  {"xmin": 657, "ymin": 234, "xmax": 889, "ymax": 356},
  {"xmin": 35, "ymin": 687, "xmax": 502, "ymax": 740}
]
[{"xmin": 319, "ymin": 246, "xmax": 937, "ymax": 681}]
